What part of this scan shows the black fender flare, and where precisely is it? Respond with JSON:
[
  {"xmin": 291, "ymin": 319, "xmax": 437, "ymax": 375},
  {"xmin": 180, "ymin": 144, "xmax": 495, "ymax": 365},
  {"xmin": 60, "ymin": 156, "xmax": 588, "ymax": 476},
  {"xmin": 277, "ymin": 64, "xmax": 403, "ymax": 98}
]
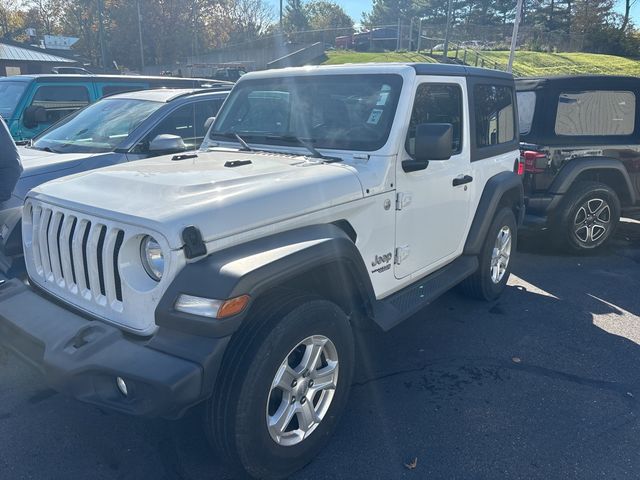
[
  {"xmin": 155, "ymin": 223, "xmax": 376, "ymax": 338},
  {"xmin": 546, "ymin": 157, "xmax": 636, "ymax": 207},
  {"xmin": 463, "ymin": 171, "xmax": 524, "ymax": 256}
]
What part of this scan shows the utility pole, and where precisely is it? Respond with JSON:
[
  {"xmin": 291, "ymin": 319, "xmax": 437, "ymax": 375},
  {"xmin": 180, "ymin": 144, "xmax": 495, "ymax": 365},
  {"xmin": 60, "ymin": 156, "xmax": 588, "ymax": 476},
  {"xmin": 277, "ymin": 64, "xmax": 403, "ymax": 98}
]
[
  {"xmin": 443, "ymin": 0, "xmax": 453, "ymax": 58},
  {"xmin": 417, "ymin": 18, "xmax": 423, "ymax": 52},
  {"xmin": 136, "ymin": 0, "xmax": 145, "ymax": 70},
  {"xmin": 97, "ymin": 0, "xmax": 107, "ymax": 69},
  {"xmin": 396, "ymin": 18, "xmax": 401, "ymax": 51},
  {"xmin": 409, "ymin": 17, "xmax": 414, "ymax": 51},
  {"xmin": 507, "ymin": 0, "xmax": 524, "ymax": 73},
  {"xmin": 280, "ymin": 0, "xmax": 283, "ymax": 30}
]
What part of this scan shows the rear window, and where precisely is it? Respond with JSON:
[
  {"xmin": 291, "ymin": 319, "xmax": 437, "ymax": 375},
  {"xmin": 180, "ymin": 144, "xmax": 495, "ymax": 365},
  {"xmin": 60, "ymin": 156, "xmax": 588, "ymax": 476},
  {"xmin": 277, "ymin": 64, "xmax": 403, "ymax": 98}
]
[
  {"xmin": 474, "ymin": 85, "xmax": 515, "ymax": 147},
  {"xmin": 517, "ymin": 91, "xmax": 536, "ymax": 135},
  {"xmin": 555, "ymin": 90, "xmax": 636, "ymax": 136}
]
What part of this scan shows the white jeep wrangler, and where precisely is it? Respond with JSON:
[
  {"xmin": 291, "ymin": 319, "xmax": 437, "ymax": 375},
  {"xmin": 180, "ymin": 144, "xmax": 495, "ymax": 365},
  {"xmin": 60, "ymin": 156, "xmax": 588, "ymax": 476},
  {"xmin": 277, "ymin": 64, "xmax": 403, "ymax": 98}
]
[{"xmin": 0, "ymin": 64, "xmax": 523, "ymax": 479}]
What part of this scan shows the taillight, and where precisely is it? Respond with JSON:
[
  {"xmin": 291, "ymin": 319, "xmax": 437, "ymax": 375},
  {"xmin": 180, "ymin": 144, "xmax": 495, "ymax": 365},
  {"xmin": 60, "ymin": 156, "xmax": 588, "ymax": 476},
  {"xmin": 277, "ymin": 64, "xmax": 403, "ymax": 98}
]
[
  {"xmin": 522, "ymin": 150, "xmax": 547, "ymax": 173},
  {"xmin": 515, "ymin": 158, "xmax": 525, "ymax": 176}
]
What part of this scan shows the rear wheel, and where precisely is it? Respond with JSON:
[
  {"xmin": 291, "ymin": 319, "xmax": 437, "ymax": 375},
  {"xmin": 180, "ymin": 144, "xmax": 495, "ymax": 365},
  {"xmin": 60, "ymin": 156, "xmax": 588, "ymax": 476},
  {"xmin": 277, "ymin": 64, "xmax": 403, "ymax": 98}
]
[
  {"xmin": 553, "ymin": 181, "xmax": 620, "ymax": 253},
  {"xmin": 460, "ymin": 207, "xmax": 517, "ymax": 301},
  {"xmin": 206, "ymin": 296, "xmax": 355, "ymax": 479}
]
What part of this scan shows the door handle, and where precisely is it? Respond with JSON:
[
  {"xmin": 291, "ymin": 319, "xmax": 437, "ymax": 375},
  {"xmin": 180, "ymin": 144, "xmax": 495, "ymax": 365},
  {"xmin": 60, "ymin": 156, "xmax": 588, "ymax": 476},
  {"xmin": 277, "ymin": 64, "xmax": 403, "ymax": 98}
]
[{"xmin": 453, "ymin": 175, "xmax": 473, "ymax": 187}]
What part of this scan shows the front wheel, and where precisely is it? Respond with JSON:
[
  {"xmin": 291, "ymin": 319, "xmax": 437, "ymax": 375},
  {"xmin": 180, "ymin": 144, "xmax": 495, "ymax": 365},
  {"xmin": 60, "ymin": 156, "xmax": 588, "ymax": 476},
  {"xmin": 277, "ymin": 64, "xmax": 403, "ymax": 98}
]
[
  {"xmin": 207, "ymin": 296, "xmax": 355, "ymax": 479},
  {"xmin": 460, "ymin": 207, "xmax": 517, "ymax": 301}
]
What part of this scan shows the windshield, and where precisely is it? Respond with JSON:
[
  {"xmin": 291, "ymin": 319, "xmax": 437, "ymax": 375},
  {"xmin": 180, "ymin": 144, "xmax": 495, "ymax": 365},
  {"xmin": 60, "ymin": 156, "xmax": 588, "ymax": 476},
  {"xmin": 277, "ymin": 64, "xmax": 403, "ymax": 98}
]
[
  {"xmin": 211, "ymin": 74, "xmax": 403, "ymax": 151},
  {"xmin": 32, "ymin": 97, "xmax": 164, "ymax": 153},
  {"xmin": 0, "ymin": 81, "xmax": 28, "ymax": 120}
]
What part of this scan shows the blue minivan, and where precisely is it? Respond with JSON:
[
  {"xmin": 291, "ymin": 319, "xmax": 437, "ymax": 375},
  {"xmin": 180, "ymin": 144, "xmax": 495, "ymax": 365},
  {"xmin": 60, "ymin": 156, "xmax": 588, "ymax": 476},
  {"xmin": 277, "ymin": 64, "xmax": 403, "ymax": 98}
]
[{"xmin": 0, "ymin": 74, "xmax": 228, "ymax": 141}]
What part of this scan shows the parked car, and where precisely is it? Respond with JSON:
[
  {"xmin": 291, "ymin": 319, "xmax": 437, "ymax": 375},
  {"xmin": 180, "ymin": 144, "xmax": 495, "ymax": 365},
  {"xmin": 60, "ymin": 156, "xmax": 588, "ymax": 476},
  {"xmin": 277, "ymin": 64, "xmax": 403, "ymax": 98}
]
[
  {"xmin": 0, "ymin": 74, "xmax": 230, "ymax": 141},
  {"xmin": 0, "ymin": 63, "xmax": 523, "ymax": 479},
  {"xmin": 517, "ymin": 75, "xmax": 640, "ymax": 252},
  {"xmin": 0, "ymin": 87, "xmax": 229, "ymax": 279}
]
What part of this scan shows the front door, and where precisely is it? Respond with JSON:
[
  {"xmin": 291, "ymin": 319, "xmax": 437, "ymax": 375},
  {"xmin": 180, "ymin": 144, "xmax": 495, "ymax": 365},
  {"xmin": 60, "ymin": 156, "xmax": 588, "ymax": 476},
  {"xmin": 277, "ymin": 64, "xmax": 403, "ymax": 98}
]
[{"xmin": 394, "ymin": 79, "xmax": 472, "ymax": 279}]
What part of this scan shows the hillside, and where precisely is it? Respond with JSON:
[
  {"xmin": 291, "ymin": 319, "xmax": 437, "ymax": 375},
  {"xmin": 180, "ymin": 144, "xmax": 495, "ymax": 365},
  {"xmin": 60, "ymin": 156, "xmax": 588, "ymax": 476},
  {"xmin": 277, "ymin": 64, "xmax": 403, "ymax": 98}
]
[{"xmin": 324, "ymin": 50, "xmax": 640, "ymax": 77}]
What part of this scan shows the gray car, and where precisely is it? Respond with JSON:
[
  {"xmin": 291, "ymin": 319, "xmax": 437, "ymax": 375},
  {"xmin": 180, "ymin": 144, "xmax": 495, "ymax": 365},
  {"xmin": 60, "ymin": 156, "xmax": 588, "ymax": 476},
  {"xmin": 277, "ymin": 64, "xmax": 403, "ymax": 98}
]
[{"xmin": 0, "ymin": 87, "xmax": 229, "ymax": 278}]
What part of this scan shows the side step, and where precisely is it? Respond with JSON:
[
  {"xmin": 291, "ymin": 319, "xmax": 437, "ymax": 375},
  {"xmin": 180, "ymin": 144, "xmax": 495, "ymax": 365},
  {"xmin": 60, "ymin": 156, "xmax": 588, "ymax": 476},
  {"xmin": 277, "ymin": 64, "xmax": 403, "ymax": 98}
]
[{"xmin": 372, "ymin": 255, "xmax": 479, "ymax": 331}]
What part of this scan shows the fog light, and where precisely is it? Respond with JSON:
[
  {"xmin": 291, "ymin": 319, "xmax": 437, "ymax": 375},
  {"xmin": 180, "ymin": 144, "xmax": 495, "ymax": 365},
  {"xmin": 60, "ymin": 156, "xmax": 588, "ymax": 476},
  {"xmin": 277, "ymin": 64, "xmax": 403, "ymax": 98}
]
[{"xmin": 116, "ymin": 376, "xmax": 128, "ymax": 397}]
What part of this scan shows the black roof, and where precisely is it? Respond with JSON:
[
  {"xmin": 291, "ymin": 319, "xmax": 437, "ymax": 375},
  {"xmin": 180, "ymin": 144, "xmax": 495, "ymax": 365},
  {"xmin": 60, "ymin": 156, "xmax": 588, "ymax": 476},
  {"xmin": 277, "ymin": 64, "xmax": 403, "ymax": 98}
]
[
  {"xmin": 516, "ymin": 75, "xmax": 640, "ymax": 91},
  {"xmin": 410, "ymin": 63, "xmax": 513, "ymax": 80}
]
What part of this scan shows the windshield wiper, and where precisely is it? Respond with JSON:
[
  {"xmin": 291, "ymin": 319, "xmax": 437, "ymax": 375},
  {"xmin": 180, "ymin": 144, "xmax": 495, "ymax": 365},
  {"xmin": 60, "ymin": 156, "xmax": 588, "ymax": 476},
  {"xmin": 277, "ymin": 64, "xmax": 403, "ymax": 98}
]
[
  {"xmin": 265, "ymin": 135, "xmax": 342, "ymax": 163},
  {"xmin": 213, "ymin": 132, "xmax": 255, "ymax": 152}
]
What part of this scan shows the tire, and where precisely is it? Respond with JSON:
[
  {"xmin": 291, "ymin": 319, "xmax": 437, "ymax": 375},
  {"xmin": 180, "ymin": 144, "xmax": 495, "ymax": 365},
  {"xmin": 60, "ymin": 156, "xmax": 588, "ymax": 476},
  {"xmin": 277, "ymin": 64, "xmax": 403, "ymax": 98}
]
[
  {"xmin": 460, "ymin": 207, "xmax": 517, "ymax": 301},
  {"xmin": 552, "ymin": 181, "xmax": 621, "ymax": 253},
  {"xmin": 206, "ymin": 294, "xmax": 355, "ymax": 479}
]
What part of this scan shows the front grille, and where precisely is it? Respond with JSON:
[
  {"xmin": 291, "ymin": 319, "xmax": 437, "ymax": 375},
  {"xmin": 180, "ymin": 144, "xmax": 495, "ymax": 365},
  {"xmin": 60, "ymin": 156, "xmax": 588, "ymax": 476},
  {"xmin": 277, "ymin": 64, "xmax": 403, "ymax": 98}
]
[{"xmin": 29, "ymin": 203, "xmax": 124, "ymax": 311}]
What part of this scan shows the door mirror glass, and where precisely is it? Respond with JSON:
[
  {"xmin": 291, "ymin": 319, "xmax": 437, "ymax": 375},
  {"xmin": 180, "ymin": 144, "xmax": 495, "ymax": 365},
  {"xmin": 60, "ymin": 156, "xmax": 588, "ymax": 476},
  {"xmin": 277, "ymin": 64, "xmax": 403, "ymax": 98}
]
[
  {"xmin": 203, "ymin": 116, "xmax": 216, "ymax": 133},
  {"xmin": 23, "ymin": 106, "xmax": 47, "ymax": 128},
  {"xmin": 148, "ymin": 134, "xmax": 187, "ymax": 153},
  {"xmin": 414, "ymin": 123, "xmax": 453, "ymax": 162}
]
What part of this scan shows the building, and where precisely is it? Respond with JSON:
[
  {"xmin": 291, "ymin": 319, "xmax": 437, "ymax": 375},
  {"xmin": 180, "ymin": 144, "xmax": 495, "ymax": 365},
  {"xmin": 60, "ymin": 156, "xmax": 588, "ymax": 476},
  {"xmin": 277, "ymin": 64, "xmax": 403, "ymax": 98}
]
[{"xmin": 0, "ymin": 40, "xmax": 78, "ymax": 77}]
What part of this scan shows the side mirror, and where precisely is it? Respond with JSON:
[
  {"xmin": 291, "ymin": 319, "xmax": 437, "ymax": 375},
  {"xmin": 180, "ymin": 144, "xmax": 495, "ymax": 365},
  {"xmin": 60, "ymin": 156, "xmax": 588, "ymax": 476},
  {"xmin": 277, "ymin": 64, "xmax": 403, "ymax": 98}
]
[
  {"xmin": 203, "ymin": 116, "xmax": 216, "ymax": 133},
  {"xmin": 148, "ymin": 134, "xmax": 186, "ymax": 154},
  {"xmin": 23, "ymin": 106, "xmax": 47, "ymax": 129},
  {"xmin": 403, "ymin": 123, "xmax": 453, "ymax": 173}
]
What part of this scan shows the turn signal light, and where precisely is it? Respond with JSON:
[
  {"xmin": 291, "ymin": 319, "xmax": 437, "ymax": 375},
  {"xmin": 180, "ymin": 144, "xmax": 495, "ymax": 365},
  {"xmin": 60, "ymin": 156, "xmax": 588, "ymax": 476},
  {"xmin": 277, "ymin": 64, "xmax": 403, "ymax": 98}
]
[{"xmin": 218, "ymin": 295, "xmax": 251, "ymax": 319}]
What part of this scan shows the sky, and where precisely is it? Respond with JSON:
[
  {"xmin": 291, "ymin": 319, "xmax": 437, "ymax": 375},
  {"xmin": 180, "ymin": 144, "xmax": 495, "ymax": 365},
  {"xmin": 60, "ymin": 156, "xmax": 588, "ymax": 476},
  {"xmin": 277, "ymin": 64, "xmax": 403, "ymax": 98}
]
[{"xmin": 268, "ymin": 0, "xmax": 640, "ymax": 26}]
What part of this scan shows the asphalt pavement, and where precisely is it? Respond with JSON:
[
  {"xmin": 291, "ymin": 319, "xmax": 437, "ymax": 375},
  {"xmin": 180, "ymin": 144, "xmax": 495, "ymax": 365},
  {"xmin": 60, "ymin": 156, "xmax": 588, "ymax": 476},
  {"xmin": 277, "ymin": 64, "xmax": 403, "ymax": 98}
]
[{"xmin": 1, "ymin": 221, "xmax": 640, "ymax": 480}]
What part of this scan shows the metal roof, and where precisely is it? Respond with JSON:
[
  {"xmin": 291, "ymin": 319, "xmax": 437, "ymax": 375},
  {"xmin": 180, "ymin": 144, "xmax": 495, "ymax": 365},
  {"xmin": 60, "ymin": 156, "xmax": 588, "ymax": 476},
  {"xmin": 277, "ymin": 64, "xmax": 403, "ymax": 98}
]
[{"xmin": 0, "ymin": 42, "xmax": 75, "ymax": 63}]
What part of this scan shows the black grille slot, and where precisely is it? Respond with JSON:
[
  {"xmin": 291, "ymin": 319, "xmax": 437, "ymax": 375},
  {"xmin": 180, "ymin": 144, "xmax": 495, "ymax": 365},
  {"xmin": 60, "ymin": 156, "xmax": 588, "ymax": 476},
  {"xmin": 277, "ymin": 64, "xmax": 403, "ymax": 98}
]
[
  {"xmin": 96, "ymin": 226, "xmax": 107, "ymax": 297},
  {"xmin": 113, "ymin": 230, "xmax": 125, "ymax": 302},
  {"xmin": 81, "ymin": 221, "xmax": 92, "ymax": 289},
  {"xmin": 68, "ymin": 218, "xmax": 78, "ymax": 285}
]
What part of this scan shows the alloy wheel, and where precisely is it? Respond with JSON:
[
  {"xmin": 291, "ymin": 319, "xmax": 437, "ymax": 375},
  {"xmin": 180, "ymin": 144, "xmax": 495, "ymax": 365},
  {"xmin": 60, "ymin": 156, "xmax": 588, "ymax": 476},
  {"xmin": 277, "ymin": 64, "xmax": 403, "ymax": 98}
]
[
  {"xmin": 573, "ymin": 197, "xmax": 611, "ymax": 246},
  {"xmin": 266, "ymin": 335, "xmax": 339, "ymax": 447},
  {"xmin": 490, "ymin": 225, "xmax": 512, "ymax": 284}
]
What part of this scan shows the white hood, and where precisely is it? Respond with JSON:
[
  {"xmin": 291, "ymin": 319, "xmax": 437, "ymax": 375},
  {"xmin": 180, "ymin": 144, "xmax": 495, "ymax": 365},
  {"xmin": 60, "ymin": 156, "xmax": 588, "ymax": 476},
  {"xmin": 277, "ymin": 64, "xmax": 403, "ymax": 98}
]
[
  {"xmin": 28, "ymin": 149, "xmax": 364, "ymax": 249},
  {"xmin": 18, "ymin": 146, "xmax": 97, "ymax": 178}
]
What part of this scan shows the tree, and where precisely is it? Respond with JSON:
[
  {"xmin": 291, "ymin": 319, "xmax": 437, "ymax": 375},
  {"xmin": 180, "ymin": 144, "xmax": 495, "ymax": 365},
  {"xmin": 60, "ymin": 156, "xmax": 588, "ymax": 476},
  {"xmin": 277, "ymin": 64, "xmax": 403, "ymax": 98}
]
[
  {"xmin": 282, "ymin": 0, "xmax": 308, "ymax": 32},
  {"xmin": 363, "ymin": 0, "xmax": 418, "ymax": 27},
  {"xmin": 306, "ymin": 1, "xmax": 352, "ymax": 29}
]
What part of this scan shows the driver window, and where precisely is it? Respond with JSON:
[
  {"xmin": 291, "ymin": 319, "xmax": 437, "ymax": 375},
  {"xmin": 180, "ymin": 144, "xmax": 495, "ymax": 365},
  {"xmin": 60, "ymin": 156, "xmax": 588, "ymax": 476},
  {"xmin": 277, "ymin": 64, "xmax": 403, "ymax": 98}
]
[
  {"xmin": 143, "ymin": 103, "xmax": 199, "ymax": 151},
  {"xmin": 406, "ymin": 84, "xmax": 463, "ymax": 157}
]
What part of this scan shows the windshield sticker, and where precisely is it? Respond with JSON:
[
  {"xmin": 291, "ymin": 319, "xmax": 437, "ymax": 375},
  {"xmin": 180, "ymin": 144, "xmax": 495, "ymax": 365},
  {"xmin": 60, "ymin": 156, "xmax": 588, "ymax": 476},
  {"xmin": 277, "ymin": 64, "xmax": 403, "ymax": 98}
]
[
  {"xmin": 377, "ymin": 92, "xmax": 389, "ymax": 106},
  {"xmin": 367, "ymin": 109, "xmax": 384, "ymax": 125}
]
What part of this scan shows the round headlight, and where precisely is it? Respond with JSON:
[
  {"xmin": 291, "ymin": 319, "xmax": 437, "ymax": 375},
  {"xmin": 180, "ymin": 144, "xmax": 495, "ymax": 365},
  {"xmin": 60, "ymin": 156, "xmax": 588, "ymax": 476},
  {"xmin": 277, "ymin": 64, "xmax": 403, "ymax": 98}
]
[{"xmin": 140, "ymin": 236, "xmax": 164, "ymax": 281}]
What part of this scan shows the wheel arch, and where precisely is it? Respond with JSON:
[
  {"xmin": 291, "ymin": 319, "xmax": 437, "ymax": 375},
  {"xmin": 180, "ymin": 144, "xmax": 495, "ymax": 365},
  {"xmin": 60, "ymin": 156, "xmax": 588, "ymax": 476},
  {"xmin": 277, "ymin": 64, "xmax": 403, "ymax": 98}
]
[
  {"xmin": 155, "ymin": 223, "xmax": 377, "ymax": 338},
  {"xmin": 464, "ymin": 171, "xmax": 524, "ymax": 256},
  {"xmin": 549, "ymin": 157, "xmax": 636, "ymax": 207}
]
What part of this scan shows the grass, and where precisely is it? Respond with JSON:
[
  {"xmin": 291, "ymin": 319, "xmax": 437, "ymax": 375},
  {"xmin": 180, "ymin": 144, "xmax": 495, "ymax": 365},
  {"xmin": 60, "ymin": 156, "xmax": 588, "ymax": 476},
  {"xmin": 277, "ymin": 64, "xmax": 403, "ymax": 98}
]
[
  {"xmin": 470, "ymin": 51, "xmax": 640, "ymax": 77},
  {"xmin": 324, "ymin": 50, "xmax": 437, "ymax": 65},
  {"xmin": 324, "ymin": 49, "xmax": 640, "ymax": 77}
]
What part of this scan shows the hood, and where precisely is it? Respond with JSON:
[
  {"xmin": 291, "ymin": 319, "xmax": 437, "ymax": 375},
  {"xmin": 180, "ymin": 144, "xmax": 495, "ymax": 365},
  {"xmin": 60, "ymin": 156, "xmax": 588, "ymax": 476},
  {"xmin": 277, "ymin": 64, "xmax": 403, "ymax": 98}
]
[
  {"xmin": 18, "ymin": 146, "xmax": 97, "ymax": 178},
  {"xmin": 29, "ymin": 149, "xmax": 364, "ymax": 249}
]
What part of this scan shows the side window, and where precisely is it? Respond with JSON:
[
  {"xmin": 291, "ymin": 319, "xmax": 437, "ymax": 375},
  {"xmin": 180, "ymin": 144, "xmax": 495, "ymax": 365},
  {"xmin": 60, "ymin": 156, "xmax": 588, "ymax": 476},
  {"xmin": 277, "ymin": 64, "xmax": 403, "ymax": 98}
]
[
  {"xmin": 517, "ymin": 91, "xmax": 536, "ymax": 135},
  {"xmin": 29, "ymin": 85, "xmax": 90, "ymax": 124},
  {"xmin": 474, "ymin": 85, "xmax": 515, "ymax": 147},
  {"xmin": 555, "ymin": 90, "xmax": 635, "ymax": 136},
  {"xmin": 145, "ymin": 99, "xmax": 223, "ymax": 151},
  {"xmin": 406, "ymin": 84, "xmax": 463, "ymax": 156},
  {"xmin": 195, "ymin": 99, "xmax": 223, "ymax": 136}
]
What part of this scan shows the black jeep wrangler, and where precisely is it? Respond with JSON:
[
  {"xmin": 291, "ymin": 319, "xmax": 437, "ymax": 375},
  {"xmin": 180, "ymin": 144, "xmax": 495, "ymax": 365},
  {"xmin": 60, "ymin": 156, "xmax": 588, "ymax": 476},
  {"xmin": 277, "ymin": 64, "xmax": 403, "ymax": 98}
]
[{"xmin": 517, "ymin": 75, "xmax": 640, "ymax": 252}]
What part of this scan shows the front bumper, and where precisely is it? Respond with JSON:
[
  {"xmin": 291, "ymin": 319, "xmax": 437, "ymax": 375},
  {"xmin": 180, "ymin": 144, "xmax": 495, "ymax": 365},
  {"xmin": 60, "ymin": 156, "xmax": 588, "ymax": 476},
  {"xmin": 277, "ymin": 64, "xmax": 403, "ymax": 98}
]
[{"xmin": 0, "ymin": 279, "xmax": 230, "ymax": 419}]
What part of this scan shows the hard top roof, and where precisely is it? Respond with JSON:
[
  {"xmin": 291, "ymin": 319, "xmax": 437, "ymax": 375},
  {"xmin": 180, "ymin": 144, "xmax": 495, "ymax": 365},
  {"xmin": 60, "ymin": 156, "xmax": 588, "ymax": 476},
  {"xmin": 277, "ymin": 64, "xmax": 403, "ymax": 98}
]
[
  {"xmin": 241, "ymin": 62, "xmax": 513, "ymax": 81},
  {"xmin": 516, "ymin": 75, "xmax": 640, "ymax": 91},
  {"xmin": 0, "ymin": 74, "xmax": 230, "ymax": 85}
]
